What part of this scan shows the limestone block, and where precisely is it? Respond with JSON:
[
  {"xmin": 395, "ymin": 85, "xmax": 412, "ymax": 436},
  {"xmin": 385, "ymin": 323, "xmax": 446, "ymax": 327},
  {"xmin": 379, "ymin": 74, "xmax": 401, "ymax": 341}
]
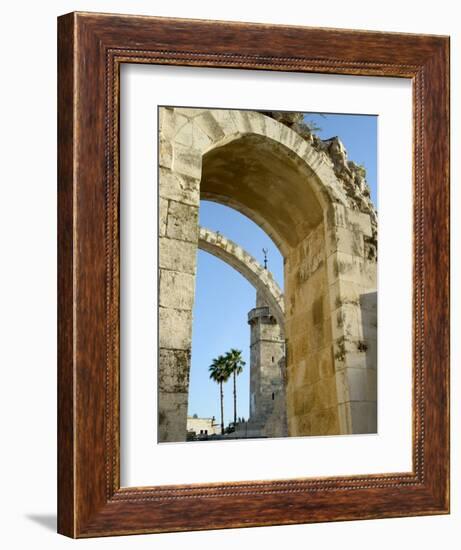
[
  {"xmin": 166, "ymin": 201, "xmax": 198, "ymax": 243},
  {"xmin": 287, "ymin": 250, "xmax": 325, "ymax": 287},
  {"xmin": 331, "ymin": 303, "xmax": 363, "ymax": 342},
  {"xmin": 359, "ymin": 259, "xmax": 377, "ymax": 289},
  {"xmin": 346, "ymin": 209, "xmax": 373, "ymax": 237},
  {"xmin": 159, "ymin": 237, "xmax": 197, "ymax": 275},
  {"xmin": 314, "ymin": 376, "xmax": 338, "ymax": 412},
  {"xmin": 287, "ymin": 416, "xmax": 298, "ymax": 437},
  {"xmin": 328, "ymin": 279, "xmax": 366, "ymax": 312},
  {"xmin": 173, "ymin": 120, "xmax": 193, "ymax": 147},
  {"xmin": 173, "ymin": 108, "xmax": 207, "ymax": 118},
  {"xmin": 191, "ymin": 124, "xmax": 213, "ymax": 152},
  {"xmin": 337, "ymin": 402, "xmax": 352, "ymax": 434},
  {"xmin": 300, "ymin": 352, "xmax": 323, "ymax": 386},
  {"xmin": 327, "ymin": 203, "xmax": 348, "ymax": 230},
  {"xmin": 159, "ymin": 168, "xmax": 200, "ymax": 206},
  {"xmin": 343, "ymin": 351, "xmax": 368, "ymax": 370},
  {"xmin": 317, "ymin": 345, "xmax": 335, "ymax": 380},
  {"xmin": 194, "ymin": 110, "xmax": 226, "ymax": 141},
  {"xmin": 230, "ymin": 110, "xmax": 254, "ymax": 134},
  {"xmin": 285, "ymin": 323, "xmax": 308, "ymax": 365},
  {"xmin": 286, "ymin": 393, "xmax": 296, "ymax": 420},
  {"xmin": 211, "ymin": 109, "xmax": 239, "ymax": 135},
  {"xmin": 307, "ymin": 407, "xmax": 340, "ymax": 436},
  {"xmin": 159, "ymin": 307, "xmax": 192, "ymax": 350},
  {"xmin": 287, "ymin": 355, "xmax": 309, "ymax": 390},
  {"xmin": 159, "ymin": 107, "xmax": 175, "ymax": 140},
  {"xmin": 158, "ymin": 349, "xmax": 191, "ymax": 393},
  {"xmin": 158, "ymin": 391, "xmax": 189, "ymax": 442},
  {"xmin": 292, "ymin": 135, "xmax": 310, "ymax": 161},
  {"xmin": 294, "ymin": 413, "xmax": 312, "ymax": 435},
  {"xmin": 159, "ymin": 198, "xmax": 168, "ymax": 237},
  {"xmin": 303, "ymin": 145, "xmax": 326, "ymax": 173},
  {"xmin": 325, "ymin": 226, "xmax": 365, "ymax": 257},
  {"xmin": 300, "ymin": 383, "xmax": 316, "ymax": 416},
  {"xmin": 263, "ymin": 117, "xmax": 283, "ymax": 143},
  {"xmin": 159, "ymin": 137, "xmax": 172, "ymax": 169},
  {"xmin": 279, "ymin": 123, "xmax": 300, "ymax": 151},
  {"xmin": 172, "ymin": 143, "xmax": 202, "ymax": 179},
  {"xmin": 159, "ymin": 269, "xmax": 195, "ymax": 310},
  {"xmin": 333, "ymin": 335, "xmax": 368, "ymax": 369},
  {"xmin": 315, "ymin": 163, "xmax": 349, "ymax": 204},
  {"xmin": 291, "ymin": 385, "xmax": 309, "ymax": 417},
  {"xmin": 171, "ymin": 111, "xmax": 188, "ymax": 132},
  {"xmin": 302, "ymin": 376, "xmax": 337, "ymax": 414},
  {"xmin": 335, "ymin": 368, "xmax": 350, "ymax": 404},
  {"xmin": 305, "ymin": 318, "xmax": 326, "ymax": 352},
  {"xmin": 327, "ymin": 251, "xmax": 377, "ymax": 289},
  {"xmin": 285, "ymin": 228, "xmax": 326, "ymax": 288}
]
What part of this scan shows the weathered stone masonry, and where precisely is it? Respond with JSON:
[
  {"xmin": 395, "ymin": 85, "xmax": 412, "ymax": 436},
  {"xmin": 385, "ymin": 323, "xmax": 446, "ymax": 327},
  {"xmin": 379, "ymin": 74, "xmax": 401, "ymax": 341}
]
[{"xmin": 158, "ymin": 107, "xmax": 377, "ymax": 442}]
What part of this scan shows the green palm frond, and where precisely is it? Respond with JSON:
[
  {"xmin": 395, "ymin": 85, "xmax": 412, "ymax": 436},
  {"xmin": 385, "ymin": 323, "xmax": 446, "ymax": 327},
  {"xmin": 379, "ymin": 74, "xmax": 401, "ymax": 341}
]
[
  {"xmin": 226, "ymin": 348, "xmax": 245, "ymax": 375},
  {"xmin": 208, "ymin": 355, "xmax": 230, "ymax": 383}
]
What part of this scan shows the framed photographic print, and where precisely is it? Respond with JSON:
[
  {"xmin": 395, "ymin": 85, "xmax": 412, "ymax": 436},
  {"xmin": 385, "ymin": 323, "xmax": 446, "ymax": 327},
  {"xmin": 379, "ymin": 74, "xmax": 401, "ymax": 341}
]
[{"xmin": 57, "ymin": 12, "xmax": 450, "ymax": 537}]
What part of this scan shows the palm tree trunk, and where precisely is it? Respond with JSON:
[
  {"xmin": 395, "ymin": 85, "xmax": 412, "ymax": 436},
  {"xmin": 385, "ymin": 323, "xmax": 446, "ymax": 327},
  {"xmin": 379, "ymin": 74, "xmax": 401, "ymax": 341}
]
[
  {"xmin": 220, "ymin": 381, "xmax": 224, "ymax": 435},
  {"xmin": 233, "ymin": 371, "xmax": 237, "ymax": 425}
]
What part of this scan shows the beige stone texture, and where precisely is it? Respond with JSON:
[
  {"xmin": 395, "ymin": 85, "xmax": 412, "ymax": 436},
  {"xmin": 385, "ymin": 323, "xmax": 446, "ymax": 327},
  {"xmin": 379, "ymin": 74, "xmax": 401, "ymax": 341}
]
[
  {"xmin": 158, "ymin": 106, "xmax": 175, "ymax": 141},
  {"xmin": 159, "ymin": 270, "xmax": 195, "ymax": 310},
  {"xmin": 194, "ymin": 110, "xmax": 226, "ymax": 142},
  {"xmin": 159, "ymin": 168, "xmax": 200, "ymax": 206},
  {"xmin": 159, "ymin": 237, "xmax": 197, "ymax": 275},
  {"xmin": 166, "ymin": 200, "xmax": 198, "ymax": 243},
  {"xmin": 158, "ymin": 392, "xmax": 189, "ymax": 442},
  {"xmin": 159, "ymin": 198, "xmax": 168, "ymax": 237},
  {"xmin": 158, "ymin": 349, "xmax": 191, "ymax": 393},
  {"xmin": 159, "ymin": 307, "xmax": 193, "ymax": 351},
  {"xmin": 159, "ymin": 138, "xmax": 172, "ymax": 169},
  {"xmin": 325, "ymin": 226, "xmax": 365, "ymax": 257},
  {"xmin": 172, "ymin": 143, "xmax": 202, "ymax": 179}
]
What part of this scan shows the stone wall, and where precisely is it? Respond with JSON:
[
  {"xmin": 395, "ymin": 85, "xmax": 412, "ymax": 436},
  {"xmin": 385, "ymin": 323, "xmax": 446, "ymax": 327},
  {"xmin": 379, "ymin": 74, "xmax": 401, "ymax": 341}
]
[{"xmin": 158, "ymin": 108, "xmax": 200, "ymax": 442}]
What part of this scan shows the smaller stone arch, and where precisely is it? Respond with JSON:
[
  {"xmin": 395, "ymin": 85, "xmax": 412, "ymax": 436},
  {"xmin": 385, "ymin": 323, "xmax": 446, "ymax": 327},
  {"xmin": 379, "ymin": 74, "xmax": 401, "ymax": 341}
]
[{"xmin": 198, "ymin": 227, "xmax": 284, "ymax": 329}]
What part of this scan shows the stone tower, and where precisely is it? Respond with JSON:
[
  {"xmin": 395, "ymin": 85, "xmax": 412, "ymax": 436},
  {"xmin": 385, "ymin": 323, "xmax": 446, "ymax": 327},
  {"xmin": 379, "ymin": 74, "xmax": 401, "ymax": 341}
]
[{"xmin": 247, "ymin": 290, "xmax": 287, "ymax": 437}]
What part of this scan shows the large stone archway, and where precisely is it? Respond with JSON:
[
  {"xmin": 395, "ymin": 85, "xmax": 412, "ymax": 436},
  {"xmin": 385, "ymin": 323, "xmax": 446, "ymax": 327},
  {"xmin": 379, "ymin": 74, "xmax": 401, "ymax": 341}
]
[{"xmin": 158, "ymin": 107, "xmax": 377, "ymax": 442}]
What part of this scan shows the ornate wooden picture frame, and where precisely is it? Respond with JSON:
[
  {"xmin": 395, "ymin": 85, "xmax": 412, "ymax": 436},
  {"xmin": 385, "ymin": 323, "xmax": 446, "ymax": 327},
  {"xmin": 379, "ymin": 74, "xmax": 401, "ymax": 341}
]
[{"xmin": 57, "ymin": 12, "xmax": 450, "ymax": 538}]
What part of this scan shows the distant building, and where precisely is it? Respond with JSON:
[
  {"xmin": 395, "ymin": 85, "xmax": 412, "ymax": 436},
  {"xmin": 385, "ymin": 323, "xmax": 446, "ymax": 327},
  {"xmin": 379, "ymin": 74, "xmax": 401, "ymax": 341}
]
[{"xmin": 187, "ymin": 415, "xmax": 221, "ymax": 439}]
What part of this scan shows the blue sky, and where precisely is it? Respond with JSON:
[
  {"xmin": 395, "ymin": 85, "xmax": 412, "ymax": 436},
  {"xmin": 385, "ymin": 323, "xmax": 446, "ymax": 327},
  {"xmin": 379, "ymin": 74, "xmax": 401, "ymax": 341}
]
[{"xmin": 187, "ymin": 112, "xmax": 377, "ymax": 427}]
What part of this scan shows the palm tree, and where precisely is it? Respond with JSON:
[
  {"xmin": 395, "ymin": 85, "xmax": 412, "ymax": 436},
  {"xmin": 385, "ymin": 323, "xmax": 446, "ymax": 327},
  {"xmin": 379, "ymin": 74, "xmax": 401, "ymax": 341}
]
[
  {"xmin": 208, "ymin": 355, "xmax": 230, "ymax": 435},
  {"xmin": 225, "ymin": 349, "xmax": 246, "ymax": 425}
]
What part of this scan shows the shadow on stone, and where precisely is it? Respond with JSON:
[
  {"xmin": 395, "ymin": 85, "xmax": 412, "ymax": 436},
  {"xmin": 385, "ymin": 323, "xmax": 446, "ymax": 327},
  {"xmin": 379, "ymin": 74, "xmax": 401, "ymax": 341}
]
[{"xmin": 360, "ymin": 291, "xmax": 377, "ymax": 372}]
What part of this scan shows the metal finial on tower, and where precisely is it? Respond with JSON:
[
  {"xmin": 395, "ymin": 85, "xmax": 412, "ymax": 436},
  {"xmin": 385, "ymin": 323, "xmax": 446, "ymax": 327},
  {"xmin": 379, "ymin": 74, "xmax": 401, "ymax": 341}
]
[{"xmin": 262, "ymin": 248, "xmax": 268, "ymax": 270}]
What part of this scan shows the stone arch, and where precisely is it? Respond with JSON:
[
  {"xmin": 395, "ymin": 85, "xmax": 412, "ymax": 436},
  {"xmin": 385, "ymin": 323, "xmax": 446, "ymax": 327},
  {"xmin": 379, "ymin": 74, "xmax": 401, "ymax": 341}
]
[
  {"xmin": 159, "ymin": 107, "xmax": 377, "ymax": 442},
  {"xmin": 198, "ymin": 226, "xmax": 284, "ymax": 328}
]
